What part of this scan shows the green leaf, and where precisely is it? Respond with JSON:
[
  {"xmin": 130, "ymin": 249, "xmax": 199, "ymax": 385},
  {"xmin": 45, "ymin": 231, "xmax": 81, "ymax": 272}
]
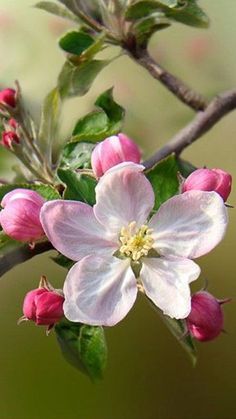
[
  {"xmin": 71, "ymin": 88, "xmax": 125, "ymax": 143},
  {"xmin": 59, "ymin": 141, "xmax": 94, "ymax": 170},
  {"xmin": 133, "ymin": 12, "xmax": 171, "ymax": 45},
  {"xmin": 57, "ymin": 0, "xmax": 84, "ymax": 17},
  {"xmin": 51, "ymin": 253, "xmax": 74, "ymax": 270},
  {"xmin": 57, "ymin": 169, "xmax": 96, "ymax": 204},
  {"xmin": 95, "ymin": 88, "xmax": 125, "ymax": 135},
  {"xmin": 0, "ymin": 183, "xmax": 60, "ymax": 202},
  {"xmin": 55, "ymin": 319, "xmax": 107, "ymax": 380},
  {"xmin": 177, "ymin": 158, "xmax": 197, "ymax": 178},
  {"xmin": 126, "ymin": 0, "xmax": 209, "ymax": 28},
  {"xmin": 58, "ymin": 59, "xmax": 109, "ymax": 99},
  {"xmin": 79, "ymin": 324, "xmax": 107, "ymax": 380},
  {"xmin": 146, "ymin": 154, "xmax": 179, "ymax": 212},
  {"xmin": 160, "ymin": 314, "xmax": 197, "ymax": 365},
  {"xmin": 35, "ymin": 1, "xmax": 80, "ymax": 22},
  {"xmin": 59, "ymin": 31, "xmax": 95, "ymax": 56},
  {"xmin": 126, "ymin": 1, "xmax": 166, "ymax": 19},
  {"xmin": 72, "ymin": 110, "xmax": 109, "ymax": 142},
  {"xmin": 38, "ymin": 87, "xmax": 62, "ymax": 158},
  {"xmin": 167, "ymin": 0, "xmax": 209, "ymax": 28},
  {"xmin": 59, "ymin": 31, "xmax": 106, "ymax": 61}
]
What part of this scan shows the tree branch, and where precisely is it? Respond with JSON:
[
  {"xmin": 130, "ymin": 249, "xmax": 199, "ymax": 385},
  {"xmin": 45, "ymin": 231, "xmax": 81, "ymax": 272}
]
[
  {"xmin": 143, "ymin": 89, "xmax": 236, "ymax": 169},
  {"xmin": 0, "ymin": 241, "xmax": 53, "ymax": 278},
  {"xmin": 127, "ymin": 47, "xmax": 208, "ymax": 111}
]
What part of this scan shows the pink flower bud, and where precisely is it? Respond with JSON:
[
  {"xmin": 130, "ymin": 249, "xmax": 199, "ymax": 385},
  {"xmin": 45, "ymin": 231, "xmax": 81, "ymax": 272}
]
[
  {"xmin": 23, "ymin": 288, "xmax": 64, "ymax": 326},
  {"xmin": 186, "ymin": 291, "xmax": 228, "ymax": 342},
  {"xmin": 182, "ymin": 168, "xmax": 232, "ymax": 201},
  {"xmin": 0, "ymin": 88, "xmax": 16, "ymax": 108},
  {"xmin": 91, "ymin": 133, "xmax": 141, "ymax": 177},
  {"xmin": 1, "ymin": 131, "xmax": 20, "ymax": 149},
  {"xmin": 0, "ymin": 189, "xmax": 45, "ymax": 242},
  {"xmin": 8, "ymin": 118, "xmax": 18, "ymax": 129}
]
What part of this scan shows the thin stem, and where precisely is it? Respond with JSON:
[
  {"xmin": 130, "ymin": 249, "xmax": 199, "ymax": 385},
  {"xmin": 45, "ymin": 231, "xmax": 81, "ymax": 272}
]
[
  {"xmin": 19, "ymin": 117, "xmax": 54, "ymax": 181},
  {"xmin": 143, "ymin": 89, "xmax": 236, "ymax": 169},
  {"xmin": 0, "ymin": 241, "xmax": 53, "ymax": 278},
  {"xmin": 126, "ymin": 47, "xmax": 208, "ymax": 112},
  {"xmin": 15, "ymin": 152, "xmax": 53, "ymax": 184}
]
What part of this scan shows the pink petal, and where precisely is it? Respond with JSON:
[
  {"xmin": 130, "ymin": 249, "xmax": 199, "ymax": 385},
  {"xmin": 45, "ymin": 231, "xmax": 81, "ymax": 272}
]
[
  {"xmin": 149, "ymin": 190, "xmax": 228, "ymax": 259},
  {"xmin": 40, "ymin": 200, "xmax": 117, "ymax": 261},
  {"xmin": 63, "ymin": 255, "xmax": 137, "ymax": 326},
  {"xmin": 94, "ymin": 166, "xmax": 154, "ymax": 233},
  {"xmin": 1, "ymin": 188, "xmax": 44, "ymax": 208},
  {"xmin": 141, "ymin": 257, "xmax": 201, "ymax": 319},
  {"xmin": 103, "ymin": 161, "xmax": 145, "ymax": 176}
]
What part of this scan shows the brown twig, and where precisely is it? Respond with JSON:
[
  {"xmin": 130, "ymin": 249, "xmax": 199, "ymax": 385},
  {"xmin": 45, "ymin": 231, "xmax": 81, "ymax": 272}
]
[
  {"xmin": 0, "ymin": 241, "xmax": 53, "ymax": 278},
  {"xmin": 143, "ymin": 89, "xmax": 236, "ymax": 169},
  {"xmin": 126, "ymin": 47, "xmax": 208, "ymax": 112}
]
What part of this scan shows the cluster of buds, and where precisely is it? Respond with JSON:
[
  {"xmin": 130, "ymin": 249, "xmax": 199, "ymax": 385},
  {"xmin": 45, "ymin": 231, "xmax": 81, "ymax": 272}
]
[
  {"xmin": 91, "ymin": 133, "xmax": 141, "ymax": 177},
  {"xmin": 186, "ymin": 291, "xmax": 230, "ymax": 342},
  {"xmin": 182, "ymin": 168, "xmax": 232, "ymax": 202},
  {"xmin": 0, "ymin": 88, "xmax": 20, "ymax": 149},
  {"xmin": 20, "ymin": 276, "xmax": 64, "ymax": 332},
  {"xmin": 1, "ymin": 117, "xmax": 20, "ymax": 149},
  {"xmin": 0, "ymin": 188, "xmax": 45, "ymax": 243}
]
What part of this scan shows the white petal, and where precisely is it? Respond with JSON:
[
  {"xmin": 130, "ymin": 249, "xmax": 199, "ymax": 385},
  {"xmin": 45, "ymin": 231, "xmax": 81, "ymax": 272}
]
[
  {"xmin": 63, "ymin": 256, "xmax": 137, "ymax": 326},
  {"xmin": 40, "ymin": 200, "xmax": 117, "ymax": 261},
  {"xmin": 141, "ymin": 257, "xmax": 200, "ymax": 319},
  {"xmin": 94, "ymin": 166, "xmax": 154, "ymax": 233},
  {"xmin": 149, "ymin": 191, "xmax": 228, "ymax": 259}
]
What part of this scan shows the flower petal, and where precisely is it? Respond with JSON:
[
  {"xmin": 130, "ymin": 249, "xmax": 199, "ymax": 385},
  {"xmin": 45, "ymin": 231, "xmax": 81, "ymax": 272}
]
[
  {"xmin": 40, "ymin": 200, "xmax": 117, "ymax": 261},
  {"xmin": 103, "ymin": 161, "xmax": 145, "ymax": 176},
  {"xmin": 149, "ymin": 191, "xmax": 228, "ymax": 259},
  {"xmin": 94, "ymin": 166, "xmax": 154, "ymax": 233},
  {"xmin": 141, "ymin": 257, "xmax": 201, "ymax": 319},
  {"xmin": 63, "ymin": 256, "xmax": 137, "ymax": 326}
]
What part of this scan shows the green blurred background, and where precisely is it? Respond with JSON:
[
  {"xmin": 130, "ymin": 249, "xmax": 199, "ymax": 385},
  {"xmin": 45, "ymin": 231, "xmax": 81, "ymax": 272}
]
[{"xmin": 0, "ymin": 1, "xmax": 235, "ymax": 418}]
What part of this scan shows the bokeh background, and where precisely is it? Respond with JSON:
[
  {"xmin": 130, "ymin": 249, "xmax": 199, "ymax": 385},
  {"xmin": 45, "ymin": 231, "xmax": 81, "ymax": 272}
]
[{"xmin": 0, "ymin": 1, "xmax": 235, "ymax": 418}]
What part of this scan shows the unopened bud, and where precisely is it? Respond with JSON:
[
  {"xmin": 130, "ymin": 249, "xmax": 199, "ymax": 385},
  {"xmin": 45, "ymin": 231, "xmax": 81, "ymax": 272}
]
[
  {"xmin": 0, "ymin": 188, "xmax": 45, "ymax": 242},
  {"xmin": 182, "ymin": 168, "xmax": 232, "ymax": 202},
  {"xmin": 22, "ymin": 283, "xmax": 64, "ymax": 326},
  {"xmin": 8, "ymin": 118, "xmax": 18, "ymax": 129},
  {"xmin": 0, "ymin": 88, "xmax": 16, "ymax": 108},
  {"xmin": 1, "ymin": 131, "xmax": 20, "ymax": 149},
  {"xmin": 91, "ymin": 133, "xmax": 141, "ymax": 177},
  {"xmin": 186, "ymin": 291, "xmax": 229, "ymax": 342}
]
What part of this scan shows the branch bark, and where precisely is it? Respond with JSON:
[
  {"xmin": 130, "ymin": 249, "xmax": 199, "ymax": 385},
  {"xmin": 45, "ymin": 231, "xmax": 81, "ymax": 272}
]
[
  {"xmin": 143, "ymin": 89, "xmax": 236, "ymax": 169},
  {"xmin": 0, "ymin": 241, "xmax": 53, "ymax": 278},
  {"xmin": 127, "ymin": 47, "xmax": 208, "ymax": 111}
]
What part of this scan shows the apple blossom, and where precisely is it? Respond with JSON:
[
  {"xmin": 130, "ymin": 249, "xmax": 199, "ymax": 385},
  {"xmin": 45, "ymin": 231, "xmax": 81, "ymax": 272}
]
[
  {"xmin": 0, "ymin": 188, "xmax": 45, "ymax": 242},
  {"xmin": 186, "ymin": 291, "xmax": 230, "ymax": 342},
  {"xmin": 182, "ymin": 168, "xmax": 232, "ymax": 202},
  {"xmin": 91, "ymin": 133, "xmax": 141, "ymax": 177},
  {"xmin": 40, "ymin": 164, "xmax": 228, "ymax": 326}
]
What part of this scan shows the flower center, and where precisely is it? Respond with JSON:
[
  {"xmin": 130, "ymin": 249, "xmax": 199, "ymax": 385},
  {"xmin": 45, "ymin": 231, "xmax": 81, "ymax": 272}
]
[{"xmin": 119, "ymin": 221, "xmax": 154, "ymax": 261}]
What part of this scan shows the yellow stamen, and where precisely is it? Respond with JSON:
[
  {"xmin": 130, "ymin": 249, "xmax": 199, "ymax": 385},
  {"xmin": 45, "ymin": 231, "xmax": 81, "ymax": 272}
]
[{"xmin": 119, "ymin": 221, "xmax": 154, "ymax": 261}]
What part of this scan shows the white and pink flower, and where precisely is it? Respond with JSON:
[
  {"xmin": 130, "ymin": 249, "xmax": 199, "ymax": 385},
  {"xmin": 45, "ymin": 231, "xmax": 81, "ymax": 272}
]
[{"xmin": 40, "ymin": 164, "xmax": 228, "ymax": 326}]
